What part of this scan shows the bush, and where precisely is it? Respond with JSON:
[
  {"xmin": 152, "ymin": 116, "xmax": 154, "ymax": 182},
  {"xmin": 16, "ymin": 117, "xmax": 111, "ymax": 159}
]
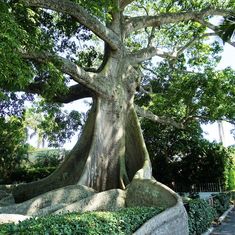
[
  {"xmin": 212, "ymin": 192, "xmax": 231, "ymax": 216},
  {"xmin": 9, "ymin": 167, "xmax": 56, "ymax": 183},
  {"xmin": 0, "ymin": 116, "xmax": 28, "ymax": 183},
  {"xmin": 5, "ymin": 149, "xmax": 66, "ymax": 184},
  {"xmin": 30, "ymin": 149, "xmax": 66, "ymax": 168},
  {"xmin": 0, "ymin": 207, "xmax": 163, "ymax": 235},
  {"xmin": 186, "ymin": 199, "xmax": 217, "ymax": 235}
]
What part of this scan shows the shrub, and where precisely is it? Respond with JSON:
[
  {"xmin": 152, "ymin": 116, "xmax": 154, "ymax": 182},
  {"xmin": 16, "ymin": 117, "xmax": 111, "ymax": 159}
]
[
  {"xmin": 30, "ymin": 149, "xmax": 66, "ymax": 168},
  {"xmin": 212, "ymin": 192, "xmax": 231, "ymax": 216},
  {"xmin": 0, "ymin": 116, "xmax": 28, "ymax": 183},
  {"xmin": 9, "ymin": 167, "xmax": 56, "ymax": 183},
  {"xmin": 186, "ymin": 199, "xmax": 217, "ymax": 235},
  {"xmin": 0, "ymin": 207, "xmax": 163, "ymax": 235},
  {"xmin": 6, "ymin": 149, "xmax": 66, "ymax": 183}
]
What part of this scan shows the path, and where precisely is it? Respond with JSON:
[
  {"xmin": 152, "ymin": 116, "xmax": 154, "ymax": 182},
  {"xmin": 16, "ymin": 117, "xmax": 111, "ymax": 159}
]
[{"xmin": 211, "ymin": 207, "xmax": 235, "ymax": 235}]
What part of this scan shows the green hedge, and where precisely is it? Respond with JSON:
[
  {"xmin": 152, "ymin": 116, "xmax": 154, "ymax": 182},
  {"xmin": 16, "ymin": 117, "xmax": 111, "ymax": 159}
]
[
  {"xmin": 0, "ymin": 207, "xmax": 163, "ymax": 235},
  {"xmin": 187, "ymin": 199, "xmax": 217, "ymax": 235},
  {"xmin": 186, "ymin": 192, "xmax": 232, "ymax": 235},
  {"xmin": 212, "ymin": 192, "xmax": 231, "ymax": 216}
]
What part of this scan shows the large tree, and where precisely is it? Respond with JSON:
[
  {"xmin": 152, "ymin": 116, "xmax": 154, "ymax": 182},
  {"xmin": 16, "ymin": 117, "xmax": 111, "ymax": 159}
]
[{"xmin": 1, "ymin": 0, "xmax": 235, "ymax": 204}]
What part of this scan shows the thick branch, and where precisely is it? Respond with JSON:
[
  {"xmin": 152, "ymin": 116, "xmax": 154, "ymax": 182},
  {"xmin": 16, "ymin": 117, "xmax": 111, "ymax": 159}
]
[
  {"xmin": 135, "ymin": 105, "xmax": 184, "ymax": 129},
  {"xmin": 27, "ymin": 83, "xmax": 93, "ymax": 103},
  {"xmin": 53, "ymin": 84, "xmax": 93, "ymax": 103},
  {"xmin": 120, "ymin": 0, "xmax": 135, "ymax": 10},
  {"xmin": 124, "ymin": 8, "xmax": 235, "ymax": 35},
  {"xmin": 22, "ymin": 52, "xmax": 105, "ymax": 94},
  {"xmin": 23, "ymin": 0, "xmax": 122, "ymax": 50},
  {"xmin": 128, "ymin": 47, "xmax": 176, "ymax": 64}
]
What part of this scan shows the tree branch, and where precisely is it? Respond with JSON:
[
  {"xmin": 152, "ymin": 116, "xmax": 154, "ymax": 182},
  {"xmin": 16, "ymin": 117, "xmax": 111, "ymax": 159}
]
[
  {"xmin": 27, "ymin": 83, "xmax": 93, "ymax": 103},
  {"xmin": 23, "ymin": 0, "xmax": 122, "ymax": 50},
  {"xmin": 22, "ymin": 52, "xmax": 105, "ymax": 95},
  {"xmin": 128, "ymin": 47, "xmax": 176, "ymax": 65},
  {"xmin": 124, "ymin": 8, "xmax": 235, "ymax": 35},
  {"xmin": 131, "ymin": 32, "xmax": 217, "ymax": 66},
  {"xmin": 120, "ymin": 0, "xmax": 135, "ymax": 10},
  {"xmin": 182, "ymin": 115, "xmax": 235, "ymax": 126},
  {"xmin": 173, "ymin": 32, "xmax": 217, "ymax": 58},
  {"xmin": 197, "ymin": 19, "xmax": 235, "ymax": 47},
  {"xmin": 135, "ymin": 105, "xmax": 185, "ymax": 129}
]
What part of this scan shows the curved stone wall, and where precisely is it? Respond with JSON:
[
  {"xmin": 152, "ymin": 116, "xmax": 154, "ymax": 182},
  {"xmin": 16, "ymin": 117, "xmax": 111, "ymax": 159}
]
[{"xmin": 126, "ymin": 179, "xmax": 189, "ymax": 235}]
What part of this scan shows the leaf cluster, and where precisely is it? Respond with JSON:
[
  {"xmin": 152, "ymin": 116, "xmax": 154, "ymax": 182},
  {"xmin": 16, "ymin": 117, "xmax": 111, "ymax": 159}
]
[
  {"xmin": 26, "ymin": 101, "xmax": 83, "ymax": 147},
  {"xmin": 187, "ymin": 199, "xmax": 217, "ymax": 235},
  {"xmin": 0, "ymin": 115, "xmax": 29, "ymax": 181},
  {"xmin": 0, "ymin": 207, "xmax": 163, "ymax": 235}
]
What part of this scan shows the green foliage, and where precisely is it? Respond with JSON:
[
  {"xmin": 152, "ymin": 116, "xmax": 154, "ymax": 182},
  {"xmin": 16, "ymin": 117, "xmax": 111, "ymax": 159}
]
[
  {"xmin": 8, "ymin": 166, "xmax": 56, "ymax": 184},
  {"xmin": 212, "ymin": 192, "xmax": 231, "ymax": 216},
  {"xmin": 26, "ymin": 102, "xmax": 82, "ymax": 147},
  {"xmin": 0, "ymin": 2, "xmax": 33, "ymax": 90},
  {"xmin": 227, "ymin": 147, "xmax": 235, "ymax": 190},
  {"xmin": 0, "ymin": 116, "xmax": 28, "ymax": 183},
  {"xmin": 187, "ymin": 199, "xmax": 217, "ymax": 235},
  {"xmin": 30, "ymin": 149, "xmax": 66, "ymax": 168},
  {"xmin": 73, "ymin": 0, "xmax": 118, "ymax": 22},
  {"xmin": 137, "ymin": 38, "xmax": 235, "ymax": 188},
  {"xmin": 140, "ymin": 116, "xmax": 233, "ymax": 188},
  {"xmin": 6, "ymin": 149, "xmax": 66, "ymax": 183},
  {"xmin": 218, "ymin": 16, "xmax": 235, "ymax": 42},
  {"xmin": 0, "ymin": 207, "xmax": 163, "ymax": 235}
]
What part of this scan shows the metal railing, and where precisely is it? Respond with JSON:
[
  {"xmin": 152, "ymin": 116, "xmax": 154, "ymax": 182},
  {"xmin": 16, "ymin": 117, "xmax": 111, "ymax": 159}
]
[{"xmin": 172, "ymin": 182, "xmax": 224, "ymax": 193}]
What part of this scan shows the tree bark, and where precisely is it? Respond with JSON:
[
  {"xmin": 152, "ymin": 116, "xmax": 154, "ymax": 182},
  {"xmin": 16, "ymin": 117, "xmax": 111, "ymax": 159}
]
[{"xmin": 10, "ymin": 94, "xmax": 151, "ymax": 202}]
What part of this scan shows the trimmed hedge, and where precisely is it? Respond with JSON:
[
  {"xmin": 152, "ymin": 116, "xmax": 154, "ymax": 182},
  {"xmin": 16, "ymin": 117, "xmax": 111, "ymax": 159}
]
[
  {"xmin": 212, "ymin": 192, "xmax": 231, "ymax": 216},
  {"xmin": 0, "ymin": 207, "xmax": 163, "ymax": 235},
  {"xmin": 186, "ymin": 192, "xmax": 232, "ymax": 235},
  {"xmin": 186, "ymin": 199, "xmax": 217, "ymax": 235}
]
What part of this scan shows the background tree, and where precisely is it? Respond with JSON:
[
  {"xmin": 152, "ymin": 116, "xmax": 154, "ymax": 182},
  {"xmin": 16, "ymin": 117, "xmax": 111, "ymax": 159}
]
[
  {"xmin": 0, "ymin": 116, "xmax": 28, "ymax": 183},
  {"xmin": 0, "ymin": 0, "xmax": 235, "ymax": 205},
  {"xmin": 141, "ymin": 118, "xmax": 233, "ymax": 189}
]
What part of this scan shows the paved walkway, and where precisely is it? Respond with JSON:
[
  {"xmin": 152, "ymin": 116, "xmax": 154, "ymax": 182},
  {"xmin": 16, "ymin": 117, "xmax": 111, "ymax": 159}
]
[{"xmin": 211, "ymin": 207, "xmax": 235, "ymax": 235}]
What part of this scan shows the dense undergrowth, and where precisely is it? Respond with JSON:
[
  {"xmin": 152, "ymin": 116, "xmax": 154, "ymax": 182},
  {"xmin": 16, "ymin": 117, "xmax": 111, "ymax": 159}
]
[{"xmin": 0, "ymin": 207, "xmax": 163, "ymax": 235}]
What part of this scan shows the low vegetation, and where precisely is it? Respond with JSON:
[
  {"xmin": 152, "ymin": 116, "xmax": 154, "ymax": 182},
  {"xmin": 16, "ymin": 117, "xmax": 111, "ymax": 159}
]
[
  {"xmin": 186, "ymin": 192, "xmax": 232, "ymax": 235},
  {"xmin": 187, "ymin": 199, "xmax": 217, "ymax": 235},
  {"xmin": 0, "ymin": 207, "xmax": 163, "ymax": 235}
]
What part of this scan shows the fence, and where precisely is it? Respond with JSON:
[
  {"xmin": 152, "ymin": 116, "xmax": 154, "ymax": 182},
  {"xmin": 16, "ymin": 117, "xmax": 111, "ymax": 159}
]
[{"xmin": 172, "ymin": 182, "xmax": 224, "ymax": 193}]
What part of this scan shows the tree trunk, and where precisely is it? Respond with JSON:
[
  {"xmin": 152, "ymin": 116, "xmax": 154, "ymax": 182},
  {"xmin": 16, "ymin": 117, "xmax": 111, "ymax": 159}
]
[{"xmin": 8, "ymin": 94, "xmax": 151, "ymax": 202}]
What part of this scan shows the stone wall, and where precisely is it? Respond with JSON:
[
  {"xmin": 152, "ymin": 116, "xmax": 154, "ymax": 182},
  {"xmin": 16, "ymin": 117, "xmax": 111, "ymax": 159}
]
[{"xmin": 127, "ymin": 179, "xmax": 189, "ymax": 235}]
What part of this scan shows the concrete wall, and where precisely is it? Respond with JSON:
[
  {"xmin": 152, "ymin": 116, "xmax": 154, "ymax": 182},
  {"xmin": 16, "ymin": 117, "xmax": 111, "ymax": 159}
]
[{"xmin": 129, "ymin": 179, "xmax": 189, "ymax": 235}]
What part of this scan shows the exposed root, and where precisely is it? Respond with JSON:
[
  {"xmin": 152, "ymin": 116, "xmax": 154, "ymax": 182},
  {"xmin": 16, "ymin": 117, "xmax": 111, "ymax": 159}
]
[
  {"xmin": 53, "ymin": 189, "xmax": 126, "ymax": 215},
  {"xmin": 0, "ymin": 185, "xmax": 96, "ymax": 216},
  {"xmin": 0, "ymin": 185, "xmax": 126, "ymax": 219}
]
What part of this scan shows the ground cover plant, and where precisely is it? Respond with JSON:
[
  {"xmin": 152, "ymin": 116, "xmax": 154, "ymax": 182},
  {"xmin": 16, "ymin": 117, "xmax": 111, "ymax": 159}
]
[{"xmin": 0, "ymin": 207, "xmax": 163, "ymax": 235}]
